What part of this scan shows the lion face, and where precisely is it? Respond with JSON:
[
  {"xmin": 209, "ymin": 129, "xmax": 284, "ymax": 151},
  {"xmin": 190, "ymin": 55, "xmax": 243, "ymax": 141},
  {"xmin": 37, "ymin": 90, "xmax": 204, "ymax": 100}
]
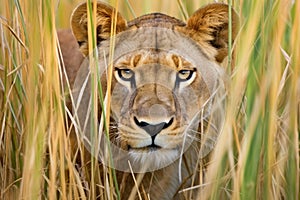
[
  {"xmin": 70, "ymin": 2, "xmax": 238, "ymax": 172},
  {"xmin": 111, "ymin": 49, "xmax": 211, "ymax": 162},
  {"xmin": 112, "ymin": 50, "xmax": 209, "ymax": 147}
]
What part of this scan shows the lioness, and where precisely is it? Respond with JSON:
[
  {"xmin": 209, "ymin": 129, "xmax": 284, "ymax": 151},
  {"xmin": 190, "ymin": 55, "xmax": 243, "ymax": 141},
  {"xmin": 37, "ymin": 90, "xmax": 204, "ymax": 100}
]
[{"xmin": 58, "ymin": 1, "xmax": 238, "ymax": 199}]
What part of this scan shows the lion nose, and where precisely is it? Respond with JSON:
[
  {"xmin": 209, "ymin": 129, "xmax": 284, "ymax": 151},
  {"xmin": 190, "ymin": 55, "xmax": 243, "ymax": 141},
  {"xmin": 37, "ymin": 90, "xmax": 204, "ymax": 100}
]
[{"xmin": 134, "ymin": 117, "xmax": 174, "ymax": 139}]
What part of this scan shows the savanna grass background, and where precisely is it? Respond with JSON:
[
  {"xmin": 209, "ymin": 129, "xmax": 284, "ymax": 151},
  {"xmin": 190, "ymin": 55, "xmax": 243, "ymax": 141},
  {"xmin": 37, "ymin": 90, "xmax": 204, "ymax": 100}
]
[{"xmin": 0, "ymin": 0, "xmax": 299, "ymax": 199}]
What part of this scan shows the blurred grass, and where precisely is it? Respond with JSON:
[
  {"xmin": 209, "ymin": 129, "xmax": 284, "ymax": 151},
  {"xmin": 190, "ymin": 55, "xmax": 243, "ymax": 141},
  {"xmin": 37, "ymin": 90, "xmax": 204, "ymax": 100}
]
[{"xmin": 0, "ymin": 0, "xmax": 299, "ymax": 199}]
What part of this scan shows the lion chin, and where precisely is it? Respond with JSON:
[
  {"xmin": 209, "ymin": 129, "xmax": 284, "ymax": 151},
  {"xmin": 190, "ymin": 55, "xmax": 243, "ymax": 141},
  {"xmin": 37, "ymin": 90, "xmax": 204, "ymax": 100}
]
[
  {"xmin": 128, "ymin": 147, "xmax": 180, "ymax": 169},
  {"xmin": 59, "ymin": 1, "xmax": 239, "ymax": 199}
]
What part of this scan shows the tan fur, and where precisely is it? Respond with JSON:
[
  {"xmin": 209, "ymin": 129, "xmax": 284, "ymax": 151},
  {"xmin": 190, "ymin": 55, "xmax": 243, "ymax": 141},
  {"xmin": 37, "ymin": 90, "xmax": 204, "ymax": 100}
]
[
  {"xmin": 57, "ymin": 29, "xmax": 84, "ymax": 87},
  {"xmin": 58, "ymin": 1, "xmax": 238, "ymax": 199},
  {"xmin": 71, "ymin": 2, "xmax": 127, "ymax": 56},
  {"xmin": 179, "ymin": 4, "xmax": 239, "ymax": 62}
]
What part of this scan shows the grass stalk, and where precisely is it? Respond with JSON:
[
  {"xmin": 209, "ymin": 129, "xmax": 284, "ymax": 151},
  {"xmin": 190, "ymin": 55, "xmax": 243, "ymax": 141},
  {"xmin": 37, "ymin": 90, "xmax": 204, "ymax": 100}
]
[
  {"xmin": 228, "ymin": 0, "xmax": 232, "ymax": 69},
  {"xmin": 286, "ymin": 0, "xmax": 300, "ymax": 199},
  {"xmin": 86, "ymin": 0, "xmax": 99, "ymax": 198}
]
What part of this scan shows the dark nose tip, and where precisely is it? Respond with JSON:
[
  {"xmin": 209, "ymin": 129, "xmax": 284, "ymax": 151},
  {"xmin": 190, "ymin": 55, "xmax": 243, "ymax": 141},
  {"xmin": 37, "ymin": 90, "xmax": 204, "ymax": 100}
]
[{"xmin": 134, "ymin": 117, "xmax": 174, "ymax": 139}]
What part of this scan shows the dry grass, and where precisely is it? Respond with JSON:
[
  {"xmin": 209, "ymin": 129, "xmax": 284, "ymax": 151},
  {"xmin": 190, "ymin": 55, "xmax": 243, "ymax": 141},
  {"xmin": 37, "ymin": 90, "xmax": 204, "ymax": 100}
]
[{"xmin": 0, "ymin": 0, "xmax": 299, "ymax": 199}]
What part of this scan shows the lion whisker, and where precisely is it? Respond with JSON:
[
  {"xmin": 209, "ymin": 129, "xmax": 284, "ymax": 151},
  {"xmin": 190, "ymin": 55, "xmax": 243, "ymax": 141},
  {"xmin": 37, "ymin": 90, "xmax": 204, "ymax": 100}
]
[{"xmin": 118, "ymin": 124, "xmax": 137, "ymax": 133}]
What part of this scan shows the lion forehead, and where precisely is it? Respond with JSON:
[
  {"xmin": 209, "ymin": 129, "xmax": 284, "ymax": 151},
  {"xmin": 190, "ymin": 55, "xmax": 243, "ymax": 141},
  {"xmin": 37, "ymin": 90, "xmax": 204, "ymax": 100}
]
[{"xmin": 114, "ymin": 49, "xmax": 193, "ymax": 69}]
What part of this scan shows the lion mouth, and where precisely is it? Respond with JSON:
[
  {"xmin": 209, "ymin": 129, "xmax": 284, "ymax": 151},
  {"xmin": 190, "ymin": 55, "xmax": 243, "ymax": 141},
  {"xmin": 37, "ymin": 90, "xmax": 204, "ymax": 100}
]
[{"xmin": 128, "ymin": 144, "xmax": 162, "ymax": 152}]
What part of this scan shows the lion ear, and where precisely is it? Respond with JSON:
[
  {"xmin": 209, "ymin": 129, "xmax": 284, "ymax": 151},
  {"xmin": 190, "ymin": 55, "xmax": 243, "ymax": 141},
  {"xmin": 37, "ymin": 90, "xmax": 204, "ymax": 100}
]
[
  {"xmin": 71, "ymin": 2, "xmax": 127, "ymax": 56},
  {"xmin": 186, "ymin": 3, "xmax": 239, "ymax": 63}
]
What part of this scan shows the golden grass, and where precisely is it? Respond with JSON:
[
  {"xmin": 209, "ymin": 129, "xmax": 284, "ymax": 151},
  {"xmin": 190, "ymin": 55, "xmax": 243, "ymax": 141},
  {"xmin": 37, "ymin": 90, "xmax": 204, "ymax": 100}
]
[{"xmin": 0, "ymin": 0, "xmax": 299, "ymax": 199}]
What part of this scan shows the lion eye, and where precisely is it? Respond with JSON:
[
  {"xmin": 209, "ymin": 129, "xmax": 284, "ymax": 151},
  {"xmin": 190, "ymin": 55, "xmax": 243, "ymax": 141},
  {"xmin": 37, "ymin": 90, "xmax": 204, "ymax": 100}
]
[
  {"xmin": 116, "ymin": 68, "xmax": 134, "ymax": 81},
  {"xmin": 177, "ymin": 69, "xmax": 195, "ymax": 81}
]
